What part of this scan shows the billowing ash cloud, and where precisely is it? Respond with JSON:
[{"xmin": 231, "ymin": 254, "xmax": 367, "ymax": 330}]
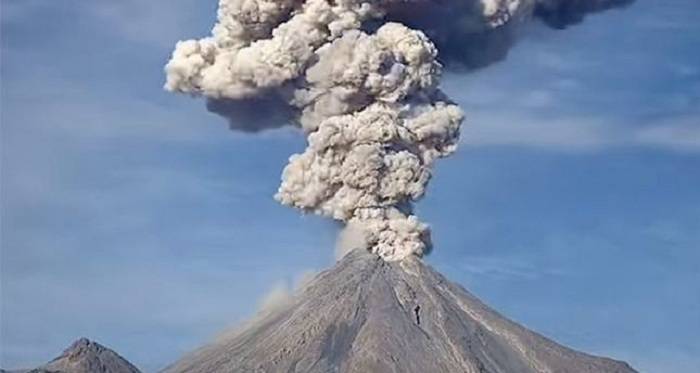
[
  {"xmin": 164, "ymin": 0, "xmax": 633, "ymax": 261},
  {"xmin": 382, "ymin": 0, "xmax": 634, "ymax": 69}
]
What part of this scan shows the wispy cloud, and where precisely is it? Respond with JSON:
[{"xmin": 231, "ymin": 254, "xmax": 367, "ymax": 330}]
[
  {"xmin": 635, "ymin": 114, "xmax": 700, "ymax": 152},
  {"xmin": 462, "ymin": 110, "xmax": 700, "ymax": 152},
  {"xmin": 461, "ymin": 112, "xmax": 614, "ymax": 151},
  {"xmin": 457, "ymin": 255, "xmax": 567, "ymax": 280}
]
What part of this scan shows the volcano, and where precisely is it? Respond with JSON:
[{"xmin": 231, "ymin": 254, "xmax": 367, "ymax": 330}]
[
  {"xmin": 163, "ymin": 249, "xmax": 636, "ymax": 373},
  {"xmin": 19, "ymin": 338, "xmax": 142, "ymax": 373}
]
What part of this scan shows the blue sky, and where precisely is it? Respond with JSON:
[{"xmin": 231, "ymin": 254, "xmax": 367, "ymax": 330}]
[{"xmin": 1, "ymin": 1, "xmax": 698, "ymax": 372}]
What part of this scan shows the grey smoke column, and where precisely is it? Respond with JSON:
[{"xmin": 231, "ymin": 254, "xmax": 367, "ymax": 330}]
[{"xmin": 164, "ymin": 0, "xmax": 634, "ymax": 261}]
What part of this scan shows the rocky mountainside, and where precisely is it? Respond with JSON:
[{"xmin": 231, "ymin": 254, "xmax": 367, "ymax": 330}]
[
  {"xmin": 163, "ymin": 249, "xmax": 637, "ymax": 373},
  {"xmin": 10, "ymin": 338, "xmax": 142, "ymax": 373}
]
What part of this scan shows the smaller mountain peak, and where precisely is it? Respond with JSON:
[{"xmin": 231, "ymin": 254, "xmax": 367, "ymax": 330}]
[{"xmin": 37, "ymin": 338, "xmax": 142, "ymax": 373}]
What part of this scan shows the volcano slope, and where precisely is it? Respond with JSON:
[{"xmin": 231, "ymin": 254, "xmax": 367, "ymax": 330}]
[{"xmin": 163, "ymin": 249, "xmax": 636, "ymax": 373}]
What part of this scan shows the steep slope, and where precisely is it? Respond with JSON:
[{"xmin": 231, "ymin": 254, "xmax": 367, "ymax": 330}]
[
  {"xmin": 28, "ymin": 338, "xmax": 141, "ymax": 373},
  {"xmin": 163, "ymin": 249, "xmax": 636, "ymax": 373}
]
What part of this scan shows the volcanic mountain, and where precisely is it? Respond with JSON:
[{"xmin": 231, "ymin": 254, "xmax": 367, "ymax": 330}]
[
  {"xmin": 15, "ymin": 338, "xmax": 142, "ymax": 373},
  {"xmin": 163, "ymin": 249, "xmax": 637, "ymax": 373}
]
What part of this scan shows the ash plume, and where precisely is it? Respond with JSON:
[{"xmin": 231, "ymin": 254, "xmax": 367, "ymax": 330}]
[
  {"xmin": 534, "ymin": 0, "xmax": 635, "ymax": 29},
  {"xmin": 164, "ymin": 0, "xmax": 634, "ymax": 261}
]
